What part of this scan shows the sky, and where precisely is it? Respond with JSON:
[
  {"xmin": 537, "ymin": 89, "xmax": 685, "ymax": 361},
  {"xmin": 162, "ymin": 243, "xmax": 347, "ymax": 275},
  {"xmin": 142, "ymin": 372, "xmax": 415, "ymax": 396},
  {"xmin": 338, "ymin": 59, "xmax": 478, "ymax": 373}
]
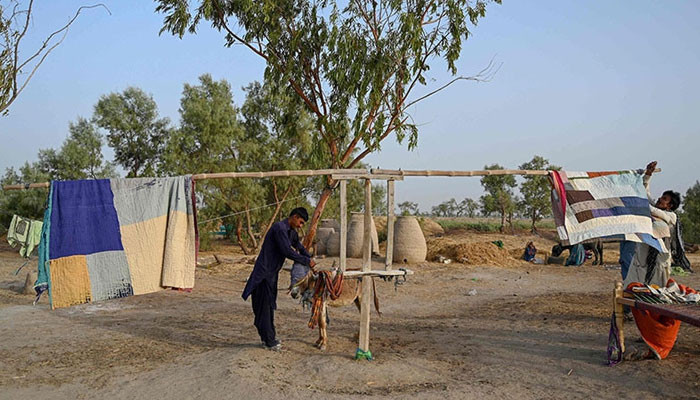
[{"xmin": 1, "ymin": 0, "xmax": 699, "ymax": 212}]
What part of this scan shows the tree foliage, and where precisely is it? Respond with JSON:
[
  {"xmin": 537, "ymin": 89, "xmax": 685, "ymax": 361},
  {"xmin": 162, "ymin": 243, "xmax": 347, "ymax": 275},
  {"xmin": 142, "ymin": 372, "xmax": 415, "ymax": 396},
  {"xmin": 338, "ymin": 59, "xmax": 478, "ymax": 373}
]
[
  {"xmin": 156, "ymin": 0, "xmax": 501, "ymax": 245},
  {"xmin": 0, "ymin": 1, "xmax": 108, "ymax": 116},
  {"xmin": 680, "ymin": 182, "xmax": 700, "ymax": 244},
  {"xmin": 0, "ymin": 163, "xmax": 48, "ymax": 229},
  {"xmin": 398, "ymin": 201, "xmax": 419, "ymax": 216},
  {"xmin": 37, "ymin": 117, "xmax": 116, "ymax": 180},
  {"xmin": 461, "ymin": 198, "xmax": 479, "ymax": 217},
  {"xmin": 480, "ymin": 163, "xmax": 516, "ymax": 232},
  {"xmin": 93, "ymin": 87, "xmax": 171, "ymax": 177},
  {"xmin": 518, "ymin": 155, "xmax": 559, "ymax": 232}
]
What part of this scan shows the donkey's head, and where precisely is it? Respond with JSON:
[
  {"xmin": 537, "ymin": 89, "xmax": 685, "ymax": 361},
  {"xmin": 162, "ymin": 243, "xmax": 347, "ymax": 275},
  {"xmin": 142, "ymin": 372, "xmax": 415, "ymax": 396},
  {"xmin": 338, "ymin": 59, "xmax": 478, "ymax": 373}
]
[{"xmin": 290, "ymin": 269, "xmax": 315, "ymax": 299}]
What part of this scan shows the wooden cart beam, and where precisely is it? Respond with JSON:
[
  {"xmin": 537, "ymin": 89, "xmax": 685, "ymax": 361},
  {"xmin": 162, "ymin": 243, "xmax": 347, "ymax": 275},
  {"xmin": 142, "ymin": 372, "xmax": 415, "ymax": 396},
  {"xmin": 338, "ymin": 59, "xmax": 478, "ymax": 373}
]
[
  {"xmin": 357, "ymin": 179, "xmax": 373, "ymax": 359},
  {"xmin": 613, "ymin": 282, "xmax": 626, "ymax": 354},
  {"xmin": 385, "ymin": 180, "xmax": 395, "ymax": 271},
  {"xmin": 339, "ymin": 180, "xmax": 347, "ymax": 274}
]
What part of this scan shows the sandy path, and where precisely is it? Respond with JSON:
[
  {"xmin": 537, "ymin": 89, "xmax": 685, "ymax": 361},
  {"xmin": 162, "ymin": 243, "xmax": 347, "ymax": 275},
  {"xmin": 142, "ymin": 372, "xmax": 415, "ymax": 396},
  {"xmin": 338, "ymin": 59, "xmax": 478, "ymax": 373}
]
[{"xmin": 1, "ymin": 240, "xmax": 699, "ymax": 399}]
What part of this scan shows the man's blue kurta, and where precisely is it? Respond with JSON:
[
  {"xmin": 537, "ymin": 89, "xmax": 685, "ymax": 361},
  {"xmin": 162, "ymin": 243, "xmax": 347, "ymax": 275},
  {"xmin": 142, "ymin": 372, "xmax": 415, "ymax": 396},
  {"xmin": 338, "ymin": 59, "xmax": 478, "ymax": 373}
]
[{"xmin": 242, "ymin": 219, "xmax": 311, "ymax": 308}]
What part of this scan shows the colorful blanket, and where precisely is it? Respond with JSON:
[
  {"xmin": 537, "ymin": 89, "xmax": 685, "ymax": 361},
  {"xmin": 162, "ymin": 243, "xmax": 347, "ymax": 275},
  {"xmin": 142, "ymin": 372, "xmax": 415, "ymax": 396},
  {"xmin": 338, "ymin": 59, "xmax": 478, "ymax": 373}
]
[
  {"xmin": 549, "ymin": 170, "xmax": 664, "ymax": 252},
  {"xmin": 36, "ymin": 177, "xmax": 198, "ymax": 309}
]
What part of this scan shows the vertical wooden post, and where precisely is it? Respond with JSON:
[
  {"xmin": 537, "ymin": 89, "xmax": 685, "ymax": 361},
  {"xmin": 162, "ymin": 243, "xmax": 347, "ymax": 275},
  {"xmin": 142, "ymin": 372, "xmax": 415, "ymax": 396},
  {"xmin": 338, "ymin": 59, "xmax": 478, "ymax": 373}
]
[
  {"xmin": 385, "ymin": 180, "xmax": 395, "ymax": 271},
  {"xmin": 613, "ymin": 281, "xmax": 625, "ymax": 353},
  {"xmin": 340, "ymin": 180, "xmax": 347, "ymax": 274},
  {"xmin": 357, "ymin": 178, "xmax": 373, "ymax": 359}
]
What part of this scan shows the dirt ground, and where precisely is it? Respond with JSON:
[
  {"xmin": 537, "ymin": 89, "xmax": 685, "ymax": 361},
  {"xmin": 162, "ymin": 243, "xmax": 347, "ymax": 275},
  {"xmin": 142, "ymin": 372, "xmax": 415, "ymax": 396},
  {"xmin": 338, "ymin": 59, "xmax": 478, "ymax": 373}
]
[{"xmin": 1, "ymin": 230, "xmax": 699, "ymax": 400}]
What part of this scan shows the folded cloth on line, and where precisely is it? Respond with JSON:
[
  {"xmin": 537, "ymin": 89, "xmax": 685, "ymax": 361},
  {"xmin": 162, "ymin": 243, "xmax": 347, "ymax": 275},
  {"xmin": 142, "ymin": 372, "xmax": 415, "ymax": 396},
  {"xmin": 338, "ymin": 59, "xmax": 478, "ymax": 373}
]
[
  {"xmin": 36, "ymin": 176, "xmax": 199, "ymax": 309},
  {"xmin": 626, "ymin": 280, "xmax": 698, "ymax": 359},
  {"xmin": 7, "ymin": 215, "xmax": 43, "ymax": 258},
  {"xmin": 549, "ymin": 170, "xmax": 665, "ymax": 252}
]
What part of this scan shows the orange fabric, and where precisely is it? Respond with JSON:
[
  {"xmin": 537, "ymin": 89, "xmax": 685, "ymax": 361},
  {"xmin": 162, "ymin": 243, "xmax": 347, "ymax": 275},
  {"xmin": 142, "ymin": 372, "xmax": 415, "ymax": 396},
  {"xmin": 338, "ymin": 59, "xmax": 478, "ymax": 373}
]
[
  {"xmin": 586, "ymin": 171, "xmax": 621, "ymax": 178},
  {"xmin": 626, "ymin": 281, "xmax": 682, "ymax": 359}
]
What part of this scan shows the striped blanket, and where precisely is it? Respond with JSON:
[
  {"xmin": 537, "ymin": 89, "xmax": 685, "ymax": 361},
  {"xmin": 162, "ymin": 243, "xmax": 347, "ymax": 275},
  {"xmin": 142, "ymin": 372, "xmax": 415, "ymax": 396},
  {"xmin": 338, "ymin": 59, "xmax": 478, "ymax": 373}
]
[
  {"xmin": 549, "ymin": 170, "xmax": 664, "ymax": 252},
  {"xmin": 36, "ymin": 177, "xmax": 198, "ymax": 309}
]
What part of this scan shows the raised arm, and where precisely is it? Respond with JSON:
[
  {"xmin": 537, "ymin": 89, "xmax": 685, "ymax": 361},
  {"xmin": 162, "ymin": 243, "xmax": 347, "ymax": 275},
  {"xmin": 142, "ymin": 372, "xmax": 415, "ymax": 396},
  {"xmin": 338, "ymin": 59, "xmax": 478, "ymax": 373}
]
[{"xmin": 643, "ymin": 161, "xmax": 657, "ymax": 204}]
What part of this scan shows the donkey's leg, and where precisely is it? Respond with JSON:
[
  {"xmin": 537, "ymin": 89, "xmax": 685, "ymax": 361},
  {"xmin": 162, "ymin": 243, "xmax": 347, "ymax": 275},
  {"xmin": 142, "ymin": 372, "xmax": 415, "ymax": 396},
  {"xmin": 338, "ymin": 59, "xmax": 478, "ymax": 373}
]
[
  {"xmin": 315, "ymin": 305, "xmax": 323, "ymax": 347},
  {"xmin": 317, "ymin": 302, "xmax": 329, "ymax": 350}
]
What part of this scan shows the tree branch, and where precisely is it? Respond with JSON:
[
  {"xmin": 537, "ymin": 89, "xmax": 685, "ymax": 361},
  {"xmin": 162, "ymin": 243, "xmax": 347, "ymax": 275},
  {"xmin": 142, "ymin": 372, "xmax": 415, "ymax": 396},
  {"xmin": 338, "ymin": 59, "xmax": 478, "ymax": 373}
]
[{"xmin": 403, "ymin": 59, "xmax": 500, "ymax": 110}]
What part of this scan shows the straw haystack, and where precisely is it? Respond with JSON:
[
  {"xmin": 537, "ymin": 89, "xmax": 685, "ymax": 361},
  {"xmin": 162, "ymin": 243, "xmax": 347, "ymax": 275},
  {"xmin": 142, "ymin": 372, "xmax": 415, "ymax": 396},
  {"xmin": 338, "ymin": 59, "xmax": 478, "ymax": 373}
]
[
  {"xmin": 393, "ymin": 216, "xmax": 427, "ymax": 263},
  {"xmin": 346, "ymin": 212, "xmax": 380, "ymax": 257}
]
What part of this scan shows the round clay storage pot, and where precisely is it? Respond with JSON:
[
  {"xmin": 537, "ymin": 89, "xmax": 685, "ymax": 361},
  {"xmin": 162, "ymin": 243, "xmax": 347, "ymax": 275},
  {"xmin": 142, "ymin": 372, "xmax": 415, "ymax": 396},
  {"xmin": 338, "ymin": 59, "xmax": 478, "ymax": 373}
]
[
  {"xmin": 326, "ymin": 231, "xmax": 340, "ymax": 256},
  {"xmin": 315, "ymin": 227, "xmax": 334, "ymax": 255},
  {"xmin": 393, "ymin": 216, "xmax": 427, "ymax": 263},
  {"xmin": 320, "ymin": 219, "xmax": 340, "ymax": 231},
  {"xmin": 347, "ymin": 212, "xmax": 380, "ymax": 258}
]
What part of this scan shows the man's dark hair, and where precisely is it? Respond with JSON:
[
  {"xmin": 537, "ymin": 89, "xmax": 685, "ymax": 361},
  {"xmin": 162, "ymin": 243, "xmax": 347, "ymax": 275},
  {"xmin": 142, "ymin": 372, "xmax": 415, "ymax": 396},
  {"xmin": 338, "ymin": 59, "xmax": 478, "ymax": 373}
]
[
  {"xmin": 663, "ymin": 190, "xmax": 681, "ymax": 211},
  {"xmin": 289, "ymin": 207, "xmax": 309, "ymax": 221}
]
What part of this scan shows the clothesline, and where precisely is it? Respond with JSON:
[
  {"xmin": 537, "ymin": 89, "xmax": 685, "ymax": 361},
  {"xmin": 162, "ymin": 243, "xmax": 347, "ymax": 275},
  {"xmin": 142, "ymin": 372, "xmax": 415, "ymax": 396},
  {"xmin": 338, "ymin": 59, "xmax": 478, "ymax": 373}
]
[{"xmin": 197, "ymin": 194, "xmax": 307, "ymax": 225}]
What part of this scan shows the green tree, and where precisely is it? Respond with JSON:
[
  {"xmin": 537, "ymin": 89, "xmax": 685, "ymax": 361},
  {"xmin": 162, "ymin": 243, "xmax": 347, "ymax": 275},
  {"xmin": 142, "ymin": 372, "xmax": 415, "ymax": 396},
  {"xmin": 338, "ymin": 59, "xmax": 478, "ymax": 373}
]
[
  {"xmin": 1, "ymin": 2, "xmax": 108, "ymax": 116},
  {"xmin": 398, "ymin": 201, "xmax": 419, "ymax": 216},
  {"xmin": 156, "ymin": 0, "xmax": 501, "ymax": 247},
  {"xmin": 680, "ymin": 182, "xmax": 700, "ymax": 244},
  {"xmin": 372, "ymin": 184, "xmax": 387, "ymax": 216},
  {"xmin": 93, "ymin": 87, "xmax": 170, "ymax": 177},
  {"xmin": 480, "ymin": 164, "xmax": 516, "ymax": 232},
  {"xmin": 432, "ymin": 198, "xmax": 460, "ymax": 217},
  {"xmin": 0, "ymin": 162, "xmax": 49, "ymax": 229},
  {"xmin": 37, "ymin": 117, "xmax": 117, "ymax": 180},
  {"xmin": 460, "ymin": 198, "xmax": 479, "ymax": 218},
  {"xmin": 518, "ymin": 155, "xmax": 559, "ymax": 233},
  {"xmin": 162, "ymin": 74, "xmax": 250, "ymax": 251}
]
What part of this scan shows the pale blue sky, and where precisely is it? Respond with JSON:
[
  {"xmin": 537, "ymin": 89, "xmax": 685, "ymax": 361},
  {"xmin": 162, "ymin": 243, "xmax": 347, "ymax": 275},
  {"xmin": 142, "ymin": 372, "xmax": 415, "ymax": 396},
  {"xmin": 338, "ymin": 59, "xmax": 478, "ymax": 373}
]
[{"xmin": 1, "ymin": 1, "xmax": 699, "ymax": 211}]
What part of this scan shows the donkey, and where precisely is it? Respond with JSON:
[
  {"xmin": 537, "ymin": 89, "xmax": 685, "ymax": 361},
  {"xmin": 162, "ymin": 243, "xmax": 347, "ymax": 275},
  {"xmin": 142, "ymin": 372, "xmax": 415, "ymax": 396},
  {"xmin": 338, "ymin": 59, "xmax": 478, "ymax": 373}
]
[{"xmin": 291, "ymin": 270, "xmax": 380, "ymax": 351}]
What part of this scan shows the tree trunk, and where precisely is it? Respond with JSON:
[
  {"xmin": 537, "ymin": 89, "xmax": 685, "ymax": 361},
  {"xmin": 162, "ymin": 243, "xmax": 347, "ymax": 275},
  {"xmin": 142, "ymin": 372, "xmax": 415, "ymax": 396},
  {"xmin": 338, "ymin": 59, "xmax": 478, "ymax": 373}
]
[
  {"xmin": 244, "ymin": 205, "xmax": 258, "ymax": 249},
  {"xmin": 531, "ymin": 210, "xmax": 538, "ymax": 234},
  {"xmin": 302, "ymin": 183, "xmax": 335, "ymax": 249},
  {"xmin": 235, "ymin": 218, "xmax": 249, "ymax": 255},
  {"xmin": 499, "ymin": 205, "xmax": 506, "ymax": 233}
]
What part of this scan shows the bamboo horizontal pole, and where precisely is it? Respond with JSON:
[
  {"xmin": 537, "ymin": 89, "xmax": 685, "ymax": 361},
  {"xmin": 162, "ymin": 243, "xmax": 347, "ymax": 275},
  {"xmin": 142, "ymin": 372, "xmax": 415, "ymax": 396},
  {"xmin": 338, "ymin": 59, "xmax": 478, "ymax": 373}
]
[
  {"xmin": 191, "ymin": 169, "xmax": 364, "ymax": 180},
  {"xmin": 2, "ymin": 182, "xmax": 50, "ymax": 190},
  {"xmin": 371, "ymin": 168, "xmax": 661, "ymax": 177},
  {"xmin": 1, "ymin": 167, "xmax": 663, "ymax": 191}
]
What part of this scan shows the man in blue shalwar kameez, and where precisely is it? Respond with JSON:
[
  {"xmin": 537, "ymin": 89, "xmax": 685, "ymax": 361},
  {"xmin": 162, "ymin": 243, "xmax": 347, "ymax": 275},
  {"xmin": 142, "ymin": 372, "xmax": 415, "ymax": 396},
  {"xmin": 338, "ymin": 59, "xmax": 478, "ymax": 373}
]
[{"xmin": 242, "ymin": 207, "xmax": 316, "ymax": 351}]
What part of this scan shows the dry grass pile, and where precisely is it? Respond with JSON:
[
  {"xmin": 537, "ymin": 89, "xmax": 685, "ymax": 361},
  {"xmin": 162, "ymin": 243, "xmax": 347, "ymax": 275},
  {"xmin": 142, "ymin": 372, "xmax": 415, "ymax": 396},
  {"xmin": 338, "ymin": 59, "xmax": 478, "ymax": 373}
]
[
  {"xmin": 427, "ymin": 237, "xmax": 515, "ymax": 266},
  {"xmin": 418, "ymin": 217, "xmax": 445, "ymax": 237},
  {"xmin": 374, "ymin": 216, "xmax": 387, "ymax": 236}
]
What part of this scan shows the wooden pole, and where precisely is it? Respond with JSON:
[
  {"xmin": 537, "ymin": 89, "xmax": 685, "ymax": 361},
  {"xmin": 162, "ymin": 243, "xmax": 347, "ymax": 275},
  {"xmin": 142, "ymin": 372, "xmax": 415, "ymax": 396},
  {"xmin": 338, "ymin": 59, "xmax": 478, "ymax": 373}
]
[
  {"xmin": 2, "ymin": 182, "xmax": 50, "ymax": 190},
  {"xmin": 192, "ymin": 168, "xmax": 363, "ymax": 180},
  {"xmin": 358, "ymin": 179, "xmax": 373, "ymax": 359},
  {"xmin": 370, "ymin": 168, "xmax": 661, "ymax": 177},
  {"xmin": 613, "ymin": 281, "xmax": 626, "ymax": 353},
  {"xmin": 2, "ymin": 168, "xmax": 663, "ymax": 191},
  {"xmin": 385, "ymin": 180, "xmax": 395, "ymax": 271},
  {"xmin": 339, "ymin": 180, "xmax": 347, "ymax": 274}
]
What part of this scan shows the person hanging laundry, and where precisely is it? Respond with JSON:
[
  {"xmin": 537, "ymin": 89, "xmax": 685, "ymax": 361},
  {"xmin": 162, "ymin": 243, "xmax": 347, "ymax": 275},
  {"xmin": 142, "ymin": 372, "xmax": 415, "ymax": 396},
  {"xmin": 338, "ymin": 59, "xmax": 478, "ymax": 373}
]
[
  {"xmin": 242, "ymin": 207, "xmax": 316, "ymax": 351},
  {"xmin": 6, "ymin": 215, "xmax": 43, "ymax": 258},
  {"xmin": 623, "ymin": 161, "xmax": 681, "ymax": 288}
]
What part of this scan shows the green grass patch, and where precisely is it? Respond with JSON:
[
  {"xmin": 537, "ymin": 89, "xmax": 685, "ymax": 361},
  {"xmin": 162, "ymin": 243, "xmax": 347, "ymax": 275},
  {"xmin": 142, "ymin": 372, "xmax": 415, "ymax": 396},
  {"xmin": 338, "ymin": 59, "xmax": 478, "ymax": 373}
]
[{"xmin": 435, "ymin": 218, "xmax": 555, "ymax": 233}]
